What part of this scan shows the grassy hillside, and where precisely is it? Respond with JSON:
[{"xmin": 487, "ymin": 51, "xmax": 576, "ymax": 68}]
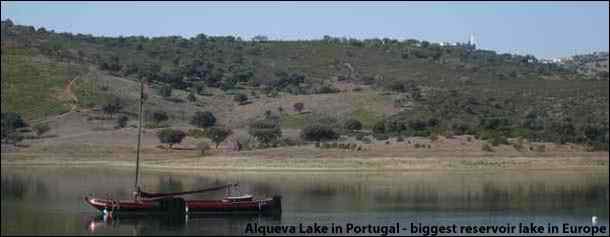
[
  {"xmin": 1, "ymin": 20, "xmax": 608, "ymax": 151},
  {"xmin": 1, "ymin": 48, "xmax": 87, "ymax": 121}
]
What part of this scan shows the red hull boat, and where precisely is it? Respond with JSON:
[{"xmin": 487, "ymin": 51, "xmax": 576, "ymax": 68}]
[{"xmin": 84, "ymin": 195, "xmax": 282, "ymax": 216}]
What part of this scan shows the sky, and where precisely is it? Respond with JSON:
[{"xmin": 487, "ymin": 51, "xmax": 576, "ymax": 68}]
[{"xmin": 1, "ymin": 1, "xmax": 608, "ymax": 59}]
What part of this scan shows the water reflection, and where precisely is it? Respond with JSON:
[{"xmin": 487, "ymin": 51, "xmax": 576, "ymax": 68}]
[
  {"xmin": 1, "ymin": 174, "xmax": 50, "ymax": 201},
  {"xmin": 1, "ymin": 167, "xmax": 608, "ymax": 235},
  {"xmin": 86, "ymin": 213, "xmax": 281, "ymax": 235}
]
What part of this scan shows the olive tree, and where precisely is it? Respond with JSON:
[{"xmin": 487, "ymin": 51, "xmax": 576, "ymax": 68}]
[{"xmin": 157, "ymin": 129, "xmax": 186, "ymax": 149}]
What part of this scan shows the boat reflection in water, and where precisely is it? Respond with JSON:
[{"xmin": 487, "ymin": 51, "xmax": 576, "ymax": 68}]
[{"xmin": 86, "ymin": 212, "xmax": 282, "ymax": 235}]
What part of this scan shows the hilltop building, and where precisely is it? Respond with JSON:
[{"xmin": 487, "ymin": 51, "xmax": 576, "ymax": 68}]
[{"xmin": 438, "ymin": 33, "xmax": 476, "ymax": 50}]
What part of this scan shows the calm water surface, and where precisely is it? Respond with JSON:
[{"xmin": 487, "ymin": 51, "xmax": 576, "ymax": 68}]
[{"xmin": 1, "ymin": 167, "xmax": 608, "ymax": 236}]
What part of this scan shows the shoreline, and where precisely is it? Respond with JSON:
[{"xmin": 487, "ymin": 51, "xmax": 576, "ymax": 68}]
[
  {"xmin": 2, "ymin": 155, "xmax": 608, "ymax": 172},
  {"xmin": 2, "ymin": 142, "xmax": 608, "ymax": 172}
]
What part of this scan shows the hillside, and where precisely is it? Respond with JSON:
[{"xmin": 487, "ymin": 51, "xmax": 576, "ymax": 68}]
[
  {"xmin": 1, "ymin": 19, "xmax": 608, "ymax": 153},
  {"xmin": 561, "ymin": 52, "xmax": 609, "ymax": 79}
]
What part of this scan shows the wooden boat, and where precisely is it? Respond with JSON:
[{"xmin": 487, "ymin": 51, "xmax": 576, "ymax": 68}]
[
  {"xmin": 84, "ymin": 80, "xmax": 282, "ymax": 216},
  {"xmin": 84, "ymin": 194, "xmax": 282, "ymax": 216}
]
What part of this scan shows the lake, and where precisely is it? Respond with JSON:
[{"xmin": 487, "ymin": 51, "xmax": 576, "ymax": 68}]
[{"xmin": 1, "ymin": 166, "xmax": 608, "ymax": 236}]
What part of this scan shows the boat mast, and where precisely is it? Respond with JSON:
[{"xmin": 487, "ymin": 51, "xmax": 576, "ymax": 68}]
[{"xmin": 134, "ymin": 79, "xmax": 144, "ymax": 192}]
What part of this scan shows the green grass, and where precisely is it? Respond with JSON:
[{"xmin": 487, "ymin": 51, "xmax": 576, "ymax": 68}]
[
  {"xmin": 73, "ymin": 77, "xmax": 112, "ymax": 108},
  {"xmin": 1, "ymin": 48, "xmax": 86, "ymax": 121},
  {"xmin": 346, "ymin": 91, "xmax": 388, "ymax": 129},
  {"xmin": 351, "ymin": 107, "xmax": 383, "ymax": 129},
  {"xmin": 280, "ymin": 113, "xmax": 306, "ymax": 129}
]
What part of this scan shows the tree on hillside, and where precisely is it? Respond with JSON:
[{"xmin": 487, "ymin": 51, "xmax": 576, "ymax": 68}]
[
  {"xmin": 206, "ymin": 127, "xmax": 233, "ymax": 148},
  {"xmin": 248, "ymin": 119, "xmax": 282, "ymax": 147},
  {"xmin": 300, "ymin": 124, "xmax": 338, "ymax": 142},
  {"xmin": 344, "ymin": 119, "xmax": 363, "ymax": 131},
  {"xmin": 157, "ymin": 129, "xmax": 186, "ymax": 149},
  {"xmin": 151, "ymin": 110, "xmax": 169, "ymax": 124},
  {"xmin": 102, "ymin": 98, "xmax": 123, "ymax": 118},
  {"xmin": 1, "ymin": 112, "xmax": 26, "ymax": 132},
  {"xmin": 293, "ymin": 102, "xmax": 304, "ymax": 113},
  {"xmin": 116, "ymin": 115, "xmax": 129, "ymax": 128},
  {"xmin": 191, "ymin": 111, "xmax": 216, "ymax": 128},
  {"xmin": 2, "ymin": 112, "xmax": 26, "ymax": 143}
]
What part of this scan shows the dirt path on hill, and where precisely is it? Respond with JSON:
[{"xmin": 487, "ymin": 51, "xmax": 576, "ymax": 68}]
[
  {"xmin": 65, "ymin": 76, "xmax": 79, "ymax": 111},
  {"xmin": 51, "ymin": 76, "xmax": 80, "ymax": 121}
]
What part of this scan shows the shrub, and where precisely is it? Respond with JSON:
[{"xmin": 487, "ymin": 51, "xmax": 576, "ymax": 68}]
[
  {"xmin": 293, "ymin": 102, "xmax": 304, "ymax": 113},
  {"xmin": 33, "ymin": 123, "xmax": 51, "ymax": 137},
  {"xmin": 451, "ymin": 122, "xmax": 472, "ymax": 136},
  {"xmin": 491, "ymin": 134, "xmax": 509, "ymax": 147},
  {"xmin": 372, "ymin": 120, "xmax": 386, "ymax": 134},
  {"xmin": 191, "ymin": 111, "xmax": 216, "ymax": 128},
  {"xmin": 157, "ymin": 129, "xmax": 186, "ymax": 149},
  {"xmin": 361, "ymin": 137, "xmax": 372, "ymax": 144},
  {"xmin": 206, "ymin": 127, "xmax": 233, "ymax": 148},
  {"xmin": 300, "ymin": 124, "xmax": 339, "ymax": 142},
  {"xmin": 248, "ymin": 120, "xmax": 282, "ymax": 147},
  {"xmin": 344, "ymin": 119, "xmax": 363, "ymax": 131},
  {"xmin": 102, "ymin": 97, "xmax": 123, "ymax": 118},
  {"xmin": 373, "ymin": 133, "xmax": 389, "ymax": 141},
  {"xmin": 116, "ymin": 115, "xmax": 128, "ymax": 129},
  {"xmin": 1, "ymin": 112, "xmax": 27, "ymax": 133},
  {"xmin": 355, "ymin": 133, "xmax": 365, "ymax": 141},
  {"xmin": 279, "ymin": 137, "xmax": 302, "ymax": 147},
  {"xmin": 482, "ymin": 144, "xmax": 494, "ymax": 152},
  {"xmin": 151, "ymin": 110, "xmax": 169, "ymax": 124},
  {"xmin": 318, "ymin": 85, "xmax": 340, "ymax": 94}
]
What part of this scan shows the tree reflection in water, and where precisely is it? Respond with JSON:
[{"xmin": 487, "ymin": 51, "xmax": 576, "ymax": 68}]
[{"xmin": 86, "ymin": 212, "xmax": 281, "ymax": 235}]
